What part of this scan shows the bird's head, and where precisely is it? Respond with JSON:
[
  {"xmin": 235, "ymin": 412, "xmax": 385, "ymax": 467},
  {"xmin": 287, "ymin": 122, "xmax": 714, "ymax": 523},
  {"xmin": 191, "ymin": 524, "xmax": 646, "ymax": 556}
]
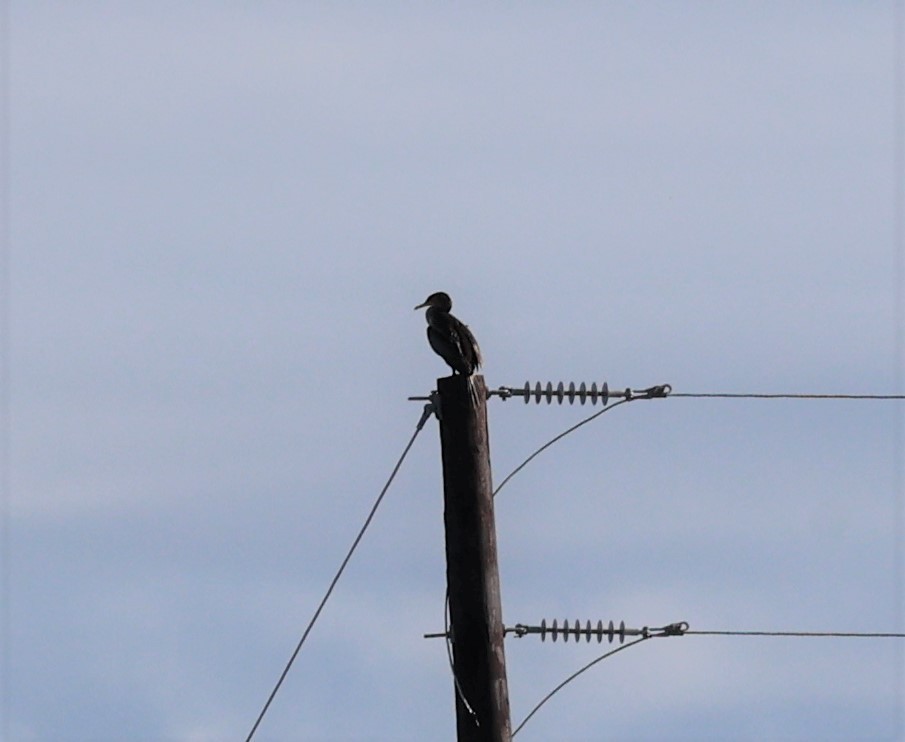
[{"xmin": 414, "ymin": 291, "xmax": 453, "ymax": 312}]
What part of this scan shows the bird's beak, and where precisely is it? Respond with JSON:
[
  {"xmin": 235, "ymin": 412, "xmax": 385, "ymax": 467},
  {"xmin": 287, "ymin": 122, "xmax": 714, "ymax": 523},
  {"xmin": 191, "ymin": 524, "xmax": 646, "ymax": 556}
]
[{"xmin": 414, "ymin": 300, "xmax": 429, "ymax": 310}]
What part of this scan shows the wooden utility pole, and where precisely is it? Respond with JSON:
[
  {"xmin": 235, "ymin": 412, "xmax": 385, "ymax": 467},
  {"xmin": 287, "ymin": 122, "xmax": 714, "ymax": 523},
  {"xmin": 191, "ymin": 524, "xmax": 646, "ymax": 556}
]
[{"xmin": 437, "ymin": 373, "xmax": 511, "ymax": 742}]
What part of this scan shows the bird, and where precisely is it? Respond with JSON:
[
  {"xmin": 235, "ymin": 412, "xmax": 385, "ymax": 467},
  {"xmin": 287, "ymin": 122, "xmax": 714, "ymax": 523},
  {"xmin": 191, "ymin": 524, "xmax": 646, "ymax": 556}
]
[{"xmin": 414, "ymin": 291, "xmax": 483, "ymax": 392}]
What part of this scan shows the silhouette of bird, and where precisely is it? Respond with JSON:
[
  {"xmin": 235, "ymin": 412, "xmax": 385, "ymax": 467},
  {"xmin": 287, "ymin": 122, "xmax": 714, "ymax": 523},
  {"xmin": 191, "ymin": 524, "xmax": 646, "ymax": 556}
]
[{"xmin": 414, "ymin": 291, "xmax": 483, "ymax": 377}]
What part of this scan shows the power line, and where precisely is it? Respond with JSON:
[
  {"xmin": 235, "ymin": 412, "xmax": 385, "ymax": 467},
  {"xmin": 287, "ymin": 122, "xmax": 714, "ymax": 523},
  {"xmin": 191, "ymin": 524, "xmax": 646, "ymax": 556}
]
[
  {"xmin": 443, "ymin": 591, "xmax": 479, "ymax": 726},
  {"xmin": 493, "ymin": 397, "xmax": 633, "ymax": 498},
  {"xmin": 491, "ymin": 386, "xmax": 904, "ymax": 498},
  {"xmin": 684, "ymin": 629, "xmax": 905, "ymax": 638},
  {"xmin": 489, "ymin": 387, "xmax": 905, "ymax": 501},
  {"xmin": 243, "ymin": 403, "xmax": 434, "ymax": 742},
  {"xmin": 670, "ymin": 392, "xmax": 905, "ymax": 400},
  {"xmin": 511, "ymin": 634, "xmax": 654, "ymax": 737},
  {"xmin": 510, "ymin": 624, "xmax": 905, "ymax": 737},
  {"xmin": 422, "ymin": 379, "xmax": 905, "ymax": 734}
]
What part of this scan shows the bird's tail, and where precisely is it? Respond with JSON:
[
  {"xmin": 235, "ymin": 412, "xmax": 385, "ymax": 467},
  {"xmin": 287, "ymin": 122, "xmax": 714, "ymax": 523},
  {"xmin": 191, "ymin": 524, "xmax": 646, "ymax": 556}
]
[{"xmin": 467, "ymin": 375, "xmax": 482, "ymax": 407}]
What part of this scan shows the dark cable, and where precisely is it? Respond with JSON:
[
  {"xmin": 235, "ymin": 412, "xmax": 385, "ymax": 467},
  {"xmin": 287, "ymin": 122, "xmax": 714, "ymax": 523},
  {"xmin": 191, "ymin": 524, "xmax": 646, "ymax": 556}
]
[
  {"xmin": 244, "ymin": 404, "xmax": 434, "ymax": 742},
  {"xmin": 492, "ymin": 389, "xmax": 905, "ymax": 500},
  {"xmin": 493, "ymin": 398, "xmax": 633, "ymax": 498},
  {"xmin": 670, "ymin": 392, "xmax": 905, "ymax": 399},
  {"xmin": 510, "ymin": 625, "xmax": 905, "ymax": 737},
  {"xmin": 444, "ymin": 591, "xmax": 479, "ymax": 726},
  {"xmin": 685, "ymin": 629, "xmax": 905, "ymax": 638},
  {"xmin": 511, "ymin": 634, "xmax": 653, "ymax": 737}
]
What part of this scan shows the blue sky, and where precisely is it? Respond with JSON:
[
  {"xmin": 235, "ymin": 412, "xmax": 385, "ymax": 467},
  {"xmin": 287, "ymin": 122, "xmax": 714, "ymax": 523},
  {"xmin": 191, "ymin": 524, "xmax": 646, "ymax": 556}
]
[{"xmin": 3, "ymin": 2, "xmax": 905, "ymax": 740}]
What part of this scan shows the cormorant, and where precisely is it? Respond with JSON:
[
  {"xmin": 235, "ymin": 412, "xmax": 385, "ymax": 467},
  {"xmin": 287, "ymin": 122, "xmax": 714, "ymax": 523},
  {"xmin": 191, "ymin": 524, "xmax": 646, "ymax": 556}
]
[{"xmin": 414, "ymin": 291, "xmax": 483, "ymax": 377}]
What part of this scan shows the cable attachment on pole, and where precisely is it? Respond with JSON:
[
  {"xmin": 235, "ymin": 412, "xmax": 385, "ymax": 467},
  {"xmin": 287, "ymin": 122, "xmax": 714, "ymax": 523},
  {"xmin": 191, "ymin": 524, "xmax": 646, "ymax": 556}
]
[
  {"xmin": 406, "ymin": 390, "xmax": 445, "ymax": 420},
  {"xmin": 505, "ymin": 618, "xmax": 689, "ymax": 643},
  {"xmin": 489, "ymin": 381, "xmax": 672, "ymax": 405},
  {"xmin": 423, "ymin": 390, "xmax": 441, "ymax": 422}
]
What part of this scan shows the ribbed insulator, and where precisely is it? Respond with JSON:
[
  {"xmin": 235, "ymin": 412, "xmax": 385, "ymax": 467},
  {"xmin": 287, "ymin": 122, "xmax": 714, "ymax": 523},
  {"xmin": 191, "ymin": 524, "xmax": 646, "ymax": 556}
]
[
  {"xmin": 523, "ymin": 381, "xmax": 610, "ymax": 406},
  {"xmin": 538, "ymin": 618, "xmax": 629, "ymax": 644}
]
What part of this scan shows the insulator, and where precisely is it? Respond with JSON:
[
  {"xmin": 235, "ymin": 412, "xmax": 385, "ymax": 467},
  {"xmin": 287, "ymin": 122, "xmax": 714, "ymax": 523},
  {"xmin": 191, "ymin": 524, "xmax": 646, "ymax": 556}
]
[
  {"xmin": 479, "ymin": 620, "xmax": 681, "ymax": 642},
  {"xmin": 521, "ymin": 381, "xmax": 612, "ymax": 406},
  {"xmin": 534, "ymin": 618, "xmax": 634, "ymax": 644},
  {"xmin": 497, "ymin": 380, "xmax": 671, "ymax": 406},
  {"xmin": 512, "ymin": 617, "xmax": 682, "ymax": 645}
]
